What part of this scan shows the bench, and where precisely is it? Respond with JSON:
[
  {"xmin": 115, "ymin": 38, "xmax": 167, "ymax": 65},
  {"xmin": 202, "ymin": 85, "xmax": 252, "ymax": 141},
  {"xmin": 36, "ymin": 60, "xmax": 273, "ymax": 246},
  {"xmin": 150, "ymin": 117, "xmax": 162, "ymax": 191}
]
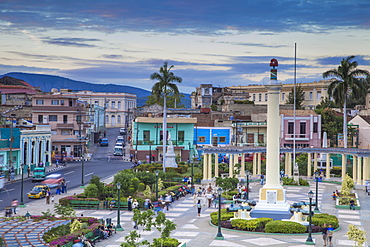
[
  {"xmin": 109, "ymin": 201, "xmax": 129, "ymax": 210},
  {"xmin": 70, "ymin": 200, "xmax": 100, "ymax": 210}
]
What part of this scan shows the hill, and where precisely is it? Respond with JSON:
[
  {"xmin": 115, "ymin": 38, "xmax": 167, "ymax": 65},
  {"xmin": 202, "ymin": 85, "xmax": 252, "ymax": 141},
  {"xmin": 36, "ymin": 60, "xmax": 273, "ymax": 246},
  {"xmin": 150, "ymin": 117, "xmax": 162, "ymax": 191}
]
[{"xmin": 1, "ymin": 72, "xmax": 190, "ymax": 107}]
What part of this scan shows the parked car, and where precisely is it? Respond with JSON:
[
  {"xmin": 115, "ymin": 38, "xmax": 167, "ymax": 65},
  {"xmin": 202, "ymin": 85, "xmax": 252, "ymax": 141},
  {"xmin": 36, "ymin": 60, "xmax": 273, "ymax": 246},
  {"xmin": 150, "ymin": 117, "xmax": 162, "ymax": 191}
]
[
  {"xmin": 114, "ymin": 146, "xmax": 124, "ymax": 156},
  {"xmin": 41, "ymin": 174, "xmax": 64, "ymax": 188},
  {"xmin": 99, "ymin": 138, "xmax": 109, "ymax": 146},
  {"xmin": 28, "ymin": 185, "xmax": 50, "ymax": 199},
  {"xmin": 119, "ymin": 128, "xmax": 126, "ymax": 135}
]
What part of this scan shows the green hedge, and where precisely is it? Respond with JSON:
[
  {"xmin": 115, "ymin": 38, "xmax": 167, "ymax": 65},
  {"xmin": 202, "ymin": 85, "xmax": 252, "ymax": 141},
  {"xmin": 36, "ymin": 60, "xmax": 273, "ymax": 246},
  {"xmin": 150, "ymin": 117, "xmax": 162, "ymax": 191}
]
[
  {"xmin": 152, "ymin": 238, "xmax": 180, "ymax": 247},
  {"xmin": 312, "ymin": 213, "xmax": 339, "ymax": 228},
  {"xmin": 210, "ymin": 209, "xmax": 234, "ymax": 225},
  {"xmin": 231, "ymin": 218, "xmax": 273, "ymax": 231},
  {"xmin": 265, "ymin": 220, "xmax": 306, "ymax": 233}
]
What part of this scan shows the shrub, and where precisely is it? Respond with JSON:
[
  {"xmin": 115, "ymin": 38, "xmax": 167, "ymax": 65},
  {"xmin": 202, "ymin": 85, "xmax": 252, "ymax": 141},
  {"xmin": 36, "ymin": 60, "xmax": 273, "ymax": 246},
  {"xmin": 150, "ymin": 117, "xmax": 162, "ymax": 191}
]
[
  {"xmin": 312, "ymin": 213, "xmax": 339, "ymax": 229},
  {"xmin": 265, "ymin": 220, "xmax": 306, "ymax": 233},
  {"xmin": 152, "ymin": 237, "xmax": 180, "ymax": 247},
  {"xmin": 210, "ymin": 210, "xmax": 234, "ymax": 225},
  {"xmin": 231, "ymin": 218, "xmax": 273, "ymax": 231},
  {"xmin": 138, "ymin": 182, "xmax": 145, "ymax": 192},
  {"xmin": 298, "ymin": 178, "xmax": 309, "ymax": 186}
]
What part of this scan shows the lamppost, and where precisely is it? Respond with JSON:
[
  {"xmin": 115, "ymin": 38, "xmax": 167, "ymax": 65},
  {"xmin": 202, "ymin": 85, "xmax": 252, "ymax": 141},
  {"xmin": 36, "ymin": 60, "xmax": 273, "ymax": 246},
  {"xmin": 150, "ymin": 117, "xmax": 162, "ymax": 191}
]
[
  {"xmin": 20, "ymin": 163, "xmax": 25, "ymax": 207},
  {"xmin": 306, "ymin": 190, "xmax": 314, "ymax": 245},
  {"xmin": 246, "ymin": 170, "xmax": 250, "ymax": 200},
  {"xmin": 314, "ymin": 171, "xmax": 320, "ymax": 212},
  {"xmin": 116, "ymin": 183, "xmax": 123, "ymax": 231},
  {"xmin": 215, "ymin": 188, "xmax": 224, "ymax": 240},
  {"xmin": 188, "ymin": 142, "xmax": 194, "ymax": 187},
  {"xmin": 155, "ymin": 170, "xmax": 159, "ymax": 200},
  {"xmin": 149, "ymin": 145, "xmax": 152, "ymax": 164},
  {"xmin": 77, "ymin": 110, "xmax": 85, "ymax": 187}
]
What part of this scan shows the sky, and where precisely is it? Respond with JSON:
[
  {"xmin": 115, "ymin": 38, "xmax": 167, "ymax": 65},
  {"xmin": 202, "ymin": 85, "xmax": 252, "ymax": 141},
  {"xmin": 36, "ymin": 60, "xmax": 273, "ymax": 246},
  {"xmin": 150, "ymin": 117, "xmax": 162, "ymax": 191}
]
[{"xmin": 0, "ymin": 0, "xmax": 369, "ymax": 94}]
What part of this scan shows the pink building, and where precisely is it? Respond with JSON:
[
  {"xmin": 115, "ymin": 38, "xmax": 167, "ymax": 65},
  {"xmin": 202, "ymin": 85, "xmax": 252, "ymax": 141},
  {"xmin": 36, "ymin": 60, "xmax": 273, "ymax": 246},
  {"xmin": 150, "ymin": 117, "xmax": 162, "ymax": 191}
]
[
  {"xmin": 280, "ymin": 110, "xmax": 321, "ymax": 148},
  {"xmin": 32, "ymin": 94, "xmax": 89, "ymax": 162}
]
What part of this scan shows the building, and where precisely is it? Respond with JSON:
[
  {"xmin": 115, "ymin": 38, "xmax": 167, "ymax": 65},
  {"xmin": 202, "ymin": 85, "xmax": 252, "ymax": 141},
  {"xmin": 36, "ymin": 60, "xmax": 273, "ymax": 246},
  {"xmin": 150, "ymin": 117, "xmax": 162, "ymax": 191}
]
[
  {"xmin": 0, "ymin": 127, "xmax": 21, "ymax": 177},
  {"xmin": 31, "ymin": 94, "xmax": 89, "ymax": 162},
  {"xmin": 51, "ymin": 89, "xmax": 137, "ymax": 129},
  {"xmin": 132, "ymin": 117, "xmax": 197, "ymax": 162},
  {"xmin": 280, "ymin": 110, "xmax": 322, "ymax": 148},
  {"xmin": 194, "ymin": 127, "xmax": 232, "ymax": 147},
  {"xmin": 20, "ymin": 125, "xmax": 52, "ymax": 170},
  {"xmin": 348, "ymin": 115, "xmax": 370, "ymax": 149},
  {"xmin": 229, "ymin": 80, "xmax": 332, "ymax": 109}
]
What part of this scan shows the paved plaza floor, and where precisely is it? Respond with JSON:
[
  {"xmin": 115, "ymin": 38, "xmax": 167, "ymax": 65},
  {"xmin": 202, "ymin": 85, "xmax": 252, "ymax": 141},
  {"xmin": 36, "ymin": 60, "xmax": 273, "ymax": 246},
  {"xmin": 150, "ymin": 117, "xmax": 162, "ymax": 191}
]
[{"xmin": 10, "ymin": 176, "xmax": 370, "ymax": 247}]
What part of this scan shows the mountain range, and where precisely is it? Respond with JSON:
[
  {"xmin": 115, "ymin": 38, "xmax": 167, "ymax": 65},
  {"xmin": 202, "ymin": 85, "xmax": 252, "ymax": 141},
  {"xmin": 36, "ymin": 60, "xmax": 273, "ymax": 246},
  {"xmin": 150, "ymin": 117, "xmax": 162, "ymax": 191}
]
[{"xmin": 1, "ymin": 72, "xmax": 190, "ymax": 107}]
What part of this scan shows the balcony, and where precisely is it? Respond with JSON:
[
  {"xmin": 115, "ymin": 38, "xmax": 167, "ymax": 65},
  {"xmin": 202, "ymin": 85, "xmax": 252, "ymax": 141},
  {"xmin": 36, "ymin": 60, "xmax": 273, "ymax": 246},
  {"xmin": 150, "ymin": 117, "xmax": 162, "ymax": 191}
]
[
  {"xmin": 285, "ymin": 133, "xmax": 309, "ymax": 141},
  {"xmin": 57, "ymin": 123, "xmax": 74, "ymax": 129}
]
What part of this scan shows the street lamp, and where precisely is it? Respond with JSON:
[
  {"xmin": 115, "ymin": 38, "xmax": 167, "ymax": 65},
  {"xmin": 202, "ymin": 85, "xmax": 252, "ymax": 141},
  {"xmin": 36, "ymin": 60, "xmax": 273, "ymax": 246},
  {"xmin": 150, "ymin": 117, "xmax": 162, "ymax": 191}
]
[
  {"xmin": 306, "ymin": 190, "xmax": 314, "ymax": 245},
  {"xmin": 149, "ymin": 145, "xmax": 152, "ymax": 164},
  {"xmin": 77, "ymin": 110, "xmax": 85, "ymax": 187},
  {"xmin": 246, "ymin": 170, "xmax": 250, "ymax": 200},
  {"xmin": 20, "ymin": 164, "xmax": 25, "ymax": 207},
  {"xmin": 314, "ymin": 171, "xmax": 320, "ymax": 212},
  {"xmin": 155, "ymin": 170, "xmax": 159, "ymax": 200},
  {"xmin": 215, "ymin": 188, "xmax": 224, "ymax": 240},
  {"xmin": 116, "ymin": 183, "xmax": 123, "ymax": 231},
  {"xmin": 188, "ymin": 142, "xmax": 194, "ymax": 187}
]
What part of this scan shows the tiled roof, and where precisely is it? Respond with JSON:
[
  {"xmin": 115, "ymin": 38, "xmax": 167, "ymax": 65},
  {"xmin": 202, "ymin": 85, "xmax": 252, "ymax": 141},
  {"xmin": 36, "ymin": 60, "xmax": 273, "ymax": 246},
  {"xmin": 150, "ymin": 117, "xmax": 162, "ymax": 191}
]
[{"xmin": 0, "ymin": 76, "xmax": 34, "ymax": 88}]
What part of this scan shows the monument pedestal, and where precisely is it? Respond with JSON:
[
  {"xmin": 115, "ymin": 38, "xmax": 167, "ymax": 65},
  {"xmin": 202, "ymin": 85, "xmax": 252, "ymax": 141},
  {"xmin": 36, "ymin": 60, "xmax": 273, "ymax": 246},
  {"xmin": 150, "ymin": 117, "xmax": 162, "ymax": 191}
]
[{"xmin": 251, "ymin": 186, "xmax": 292, "ymax": 220}]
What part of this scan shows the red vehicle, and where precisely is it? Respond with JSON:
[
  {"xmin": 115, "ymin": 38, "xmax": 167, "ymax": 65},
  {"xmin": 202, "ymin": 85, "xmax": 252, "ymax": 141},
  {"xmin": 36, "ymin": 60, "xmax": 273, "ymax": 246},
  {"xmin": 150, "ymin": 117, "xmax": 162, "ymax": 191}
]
[{"xmin": 41, "ymin": 174, "xmax": 64, "ymax": 188}]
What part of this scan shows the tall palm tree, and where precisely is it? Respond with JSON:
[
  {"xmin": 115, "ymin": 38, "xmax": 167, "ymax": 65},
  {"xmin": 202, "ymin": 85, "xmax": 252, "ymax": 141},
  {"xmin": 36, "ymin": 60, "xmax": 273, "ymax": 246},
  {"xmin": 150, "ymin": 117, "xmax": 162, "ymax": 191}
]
[
  {"xmin": 323, "ymin": 56, "xmax": 369, "ymax": 148},
  {"xmin": 150, "ymin": 62, "xmax": 182, "ymax": 171}
]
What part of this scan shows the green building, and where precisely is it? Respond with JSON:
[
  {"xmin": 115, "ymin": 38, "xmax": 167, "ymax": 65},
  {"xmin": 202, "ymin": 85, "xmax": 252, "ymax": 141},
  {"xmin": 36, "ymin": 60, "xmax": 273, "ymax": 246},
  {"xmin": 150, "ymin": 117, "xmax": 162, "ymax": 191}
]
[{"xmin": 131, "ymin": 117, "xmax": 197, "ymax": 162}]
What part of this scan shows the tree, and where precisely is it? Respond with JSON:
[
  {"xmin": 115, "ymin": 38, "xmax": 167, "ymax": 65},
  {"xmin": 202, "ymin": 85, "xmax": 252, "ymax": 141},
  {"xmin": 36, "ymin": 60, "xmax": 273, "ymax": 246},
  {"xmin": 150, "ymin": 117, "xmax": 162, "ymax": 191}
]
[
  {"xmin": 150, "ymin": 62, "xmax": 182, "ymax": 171},
  {"xmin": 146, "ymin": 90, "xmax": 185, "ymax": 108},
  {"xmin": 316, "ymin": 97, "xmax": 336, "ymax": 109},
  {"xmin": 323, "ymin": 56, "xmax": 370, "ymax": 148},
  {"xmin": 315, "ymin": 107, "xmax": 343, "ymax": 146},
  {"xmin": 285, "ymin": 84, "xmax": 305, "ymax": 109},
  {"xmin": 215, "ymin": 177, "xmax": 239, "ymax": 191},
  {"xmin": 347, "ymin": 224, "xmax": 367, "ymax": 247}
]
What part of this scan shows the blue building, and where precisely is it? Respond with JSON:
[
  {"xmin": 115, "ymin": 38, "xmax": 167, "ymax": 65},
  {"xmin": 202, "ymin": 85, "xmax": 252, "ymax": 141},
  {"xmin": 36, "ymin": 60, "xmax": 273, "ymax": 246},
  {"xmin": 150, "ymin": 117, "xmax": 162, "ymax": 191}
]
[{"xmin": 194, "ymin": 127, "xmax": 232, "ymax": 147}]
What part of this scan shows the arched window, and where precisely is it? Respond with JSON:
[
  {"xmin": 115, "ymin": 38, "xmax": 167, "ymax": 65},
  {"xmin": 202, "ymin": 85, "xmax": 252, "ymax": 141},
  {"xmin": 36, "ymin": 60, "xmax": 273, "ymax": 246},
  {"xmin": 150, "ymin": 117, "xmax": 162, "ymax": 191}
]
[
  {"xmin": 118, "ymin": 115, "xmax": 121, "ymax": 123},
  {"xmin": 106, "ymin": 115, "xmax": 109, "ymax": 123}
]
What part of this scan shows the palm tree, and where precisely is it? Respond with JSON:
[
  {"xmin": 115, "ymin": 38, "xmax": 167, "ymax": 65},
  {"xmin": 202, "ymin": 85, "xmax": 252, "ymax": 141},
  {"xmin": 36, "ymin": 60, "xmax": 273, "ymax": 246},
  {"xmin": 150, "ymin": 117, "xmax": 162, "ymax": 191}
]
[
  {"xmin": 323, "ymin": 56, "xmax": 369, "ymax": 148},
  {"xmin": 150, "ymin": 62, "xmax": 182, "ymax": 171}
]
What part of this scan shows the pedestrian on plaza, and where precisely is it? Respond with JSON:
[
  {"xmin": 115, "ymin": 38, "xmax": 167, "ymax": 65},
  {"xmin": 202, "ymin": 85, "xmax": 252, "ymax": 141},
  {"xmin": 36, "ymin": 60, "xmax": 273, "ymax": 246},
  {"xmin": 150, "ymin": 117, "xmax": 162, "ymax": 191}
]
[
  {"xmin": 197, "ymin": 199, "xmax": 202, "ymax": 216},
  {"xmin": 206, "ymin": 193, "xmax": 213, "ymax": 208},
  {"xmin": 46, "ymin": 190, "xmax": 51, "ymax": 204},
  {"xmin": 56, "ymin": 159, "xmax": 59, "ymax": 167},
  {"xmin": 349, "ymin": 199, "xmax": 356, "ymax": 210},
  {"xmin": 132, "ymin": 199, "xmax": 139, "ymax": 210},
  {"xmin": 326, "ymin": 224, "xmax": 334, "ymax": 247},
  {"xmin": 321, "ymin": 223, "xmax": 328, "ymax": 246},
  {"xmin": 27, "ymin": 166, "xmax": 31, "ymax": 178},
  {"xmin": 11, "ymin": 199, "xmax": 18, "ymax": 214},
  {"xmin": 56, "ymin": 184, "xmax": 61, "ymax": 195},
  {"xmin": 127, "ymin": 196, "xmax": 133, "ymax": 211},
  {"xmin": 260, "ymin": 173, "xmax": 265, "ymax": 185}
]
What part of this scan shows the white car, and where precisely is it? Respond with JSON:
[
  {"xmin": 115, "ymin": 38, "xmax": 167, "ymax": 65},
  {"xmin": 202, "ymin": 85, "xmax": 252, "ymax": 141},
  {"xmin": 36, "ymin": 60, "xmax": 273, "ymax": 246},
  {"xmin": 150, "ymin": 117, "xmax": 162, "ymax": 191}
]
[
  {"xmin": 116, "ymin": 136, "xmax": 124, "ymax": 144},
  {"xmin": 119, "ymin": 128, "xmax": 126, "ymax": 135}
]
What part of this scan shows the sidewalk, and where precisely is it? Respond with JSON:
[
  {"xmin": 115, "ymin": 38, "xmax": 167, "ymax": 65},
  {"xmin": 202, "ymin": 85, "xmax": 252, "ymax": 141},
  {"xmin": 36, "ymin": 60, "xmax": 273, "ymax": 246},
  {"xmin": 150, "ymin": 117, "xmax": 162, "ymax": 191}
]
[{"xmin": 14, "ymin": 177, "xmax": 370, "ymax": 247}]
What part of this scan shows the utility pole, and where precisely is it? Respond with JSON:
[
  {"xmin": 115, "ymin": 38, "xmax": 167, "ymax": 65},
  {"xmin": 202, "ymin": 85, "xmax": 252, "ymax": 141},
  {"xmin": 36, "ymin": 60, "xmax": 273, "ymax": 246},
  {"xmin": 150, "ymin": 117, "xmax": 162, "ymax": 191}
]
[{"xmin": 77, "ymin": 110, "xmax": 85, "ymax": 187}]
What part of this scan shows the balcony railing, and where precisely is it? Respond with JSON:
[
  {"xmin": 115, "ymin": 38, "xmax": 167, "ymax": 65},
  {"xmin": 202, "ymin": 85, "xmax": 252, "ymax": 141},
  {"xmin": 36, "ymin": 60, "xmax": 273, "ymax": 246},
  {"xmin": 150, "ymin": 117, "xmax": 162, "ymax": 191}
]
[
  {"xmin": 57, "ymin": 123, "xmax": 74, "ymax": 129},
  {"xmin": 285, "ymin": 133, "xmax": 309, "ymax": 141}
]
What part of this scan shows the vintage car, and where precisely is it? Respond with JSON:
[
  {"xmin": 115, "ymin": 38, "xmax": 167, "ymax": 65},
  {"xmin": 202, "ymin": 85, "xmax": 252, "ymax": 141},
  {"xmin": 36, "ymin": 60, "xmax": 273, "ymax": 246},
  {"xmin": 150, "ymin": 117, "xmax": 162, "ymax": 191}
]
[
  {"xmin": 28, "ymin": 185, "xmax": 50, "ymax": 199},
  {"xmin": 41, "ymin": 174, "xmax": 64, "ymax": 188}
]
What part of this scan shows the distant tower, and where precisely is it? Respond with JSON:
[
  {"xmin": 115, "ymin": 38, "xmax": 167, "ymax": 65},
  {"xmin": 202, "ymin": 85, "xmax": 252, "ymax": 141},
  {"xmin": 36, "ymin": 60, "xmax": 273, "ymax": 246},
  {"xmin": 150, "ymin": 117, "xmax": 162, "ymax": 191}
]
[{"xmin": 250, "ymin": 58, "xmax": 291, "ymax": 220}]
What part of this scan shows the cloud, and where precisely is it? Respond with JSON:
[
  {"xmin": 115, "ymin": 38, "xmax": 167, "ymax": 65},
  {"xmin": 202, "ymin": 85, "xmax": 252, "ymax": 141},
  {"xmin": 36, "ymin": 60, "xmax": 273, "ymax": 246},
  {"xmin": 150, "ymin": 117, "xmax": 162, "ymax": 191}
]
[
  {"xmin": 41, "ymin": 37, "xmax": 100, "ymax": 47},
  {"xmin": 316, "ymin": 55, "xmax": 370, "ymax": 66}
]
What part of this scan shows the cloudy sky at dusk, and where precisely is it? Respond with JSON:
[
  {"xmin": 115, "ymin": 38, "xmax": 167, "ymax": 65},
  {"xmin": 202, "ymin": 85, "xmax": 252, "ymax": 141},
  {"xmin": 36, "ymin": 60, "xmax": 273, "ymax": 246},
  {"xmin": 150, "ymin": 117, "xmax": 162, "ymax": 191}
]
[{"xmin": 0, "ymin": 0, "xmax": 369, "ymax": 93}]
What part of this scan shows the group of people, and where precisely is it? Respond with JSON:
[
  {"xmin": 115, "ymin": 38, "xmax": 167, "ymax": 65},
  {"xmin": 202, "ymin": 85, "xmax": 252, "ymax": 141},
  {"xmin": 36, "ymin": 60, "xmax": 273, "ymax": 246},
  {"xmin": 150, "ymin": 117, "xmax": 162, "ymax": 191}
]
[
  {"xmin": 55, "ymin": 179, "xmax": 68, "ymax": 195},
  {"xmin": 322, "ymin": 223, "xmax": 335, "ymax": 247},
  {"xmin": 92, "ymin": 223, "xmax": 116, "ymax": 241}
]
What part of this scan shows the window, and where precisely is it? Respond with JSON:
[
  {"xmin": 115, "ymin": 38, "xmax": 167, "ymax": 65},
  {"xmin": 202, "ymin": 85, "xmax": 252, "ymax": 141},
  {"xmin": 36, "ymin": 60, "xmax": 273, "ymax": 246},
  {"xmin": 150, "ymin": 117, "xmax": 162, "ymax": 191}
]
[
  {"xmin": 198, "ymin": 136, "xmax": 206, "ymax": 143},
  {"xmin": 219, "ymin": 136, "xmax": 226, "ymax": 143},
  {"xmin": 258, "ymin": 134, "xmax": 264, "ymax": 143},
  {"xmin": 317, "ymin": 91, "xmax": 321, "ymax": 100},
  {"xmin": 117, "ymin": 115, "xmax": 121, "ymax": 123},
  {"xmin": 313, "ymin": 122, "xmax": 318, "ymax": 133},
  {"xmin": 106, "ymin": 115, "xmax": 109, "ymax": 123},
  {"xmin": 252, "ymin": 94, "xmax": 255, "ymax": 101},
  {"xmin": 282, "ymin": 93, "xmax": 285, "ymax": 101},
  {"xmin": 61, "ymin": 129, "xmax": 70, "ymax": 135},
  {"xmin": 288, "ymin": 122, "xmax": 294, "ymax": 134},
  {"xmin": 309, "ymin": 92, "xmax": 313, "ymax": 100},
  {"xmin": 300, "ymin": 122, "xmax": 306, "ymax": 138},
  {"xmin": 178, "ymin": 131, "xmax": 184, "ymax": 142},
  {"xmin": 118, "ymin": 101, "xmax": 121, "ymax": 109},
  {"xmin": 247, "ymin": 134, "xmax": 254, "ymax": 144},
  {"xmin": 51, "ymin": 100, "xmax": 59, "ymax": 105},
  {"xmin": 38, "ymin": 115, "xmax": 43, "ymax": 123},
  {"xmin": 36, "ymin": 100, "xmax": 44, "ymax": 105},
  {"xmin": 63, "ymin": 115, "xmax": 68, "ymax": 124},
  {"xmin": 265, "ymin": 94, "xmax": 268, "ymax": 101},
  {"xmin": 60, "ymin": 100, "xmax": 65, "ymax": 105},
  {"xmin": 143, "ymin": 130, "xmax": 150, "ymax": 142},
  {"xmin": 76, "ymin": 114, "xmax": 81, "ymax": 123},
  {"xmin": 112, "ymin": 101, "xmax": 116, "ymax": 108},
  {"xmin": 94, "ymin": 100, "xmax": 99, "ymax": 105},
  {"xmin": 258, "ymin": 94, "xmax": 262, "ymax": 101},
  {"xmin": 49, "ymin": 115, "xmax": 57, "ymax": 121}
]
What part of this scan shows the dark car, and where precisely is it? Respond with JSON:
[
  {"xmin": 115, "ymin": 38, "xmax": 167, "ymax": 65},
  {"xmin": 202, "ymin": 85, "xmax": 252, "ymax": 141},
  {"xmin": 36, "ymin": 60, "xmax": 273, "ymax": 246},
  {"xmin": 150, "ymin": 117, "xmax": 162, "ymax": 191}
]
[{"xmin": 100, "ymin": 138, "xmax": 109, "ymax": 146}]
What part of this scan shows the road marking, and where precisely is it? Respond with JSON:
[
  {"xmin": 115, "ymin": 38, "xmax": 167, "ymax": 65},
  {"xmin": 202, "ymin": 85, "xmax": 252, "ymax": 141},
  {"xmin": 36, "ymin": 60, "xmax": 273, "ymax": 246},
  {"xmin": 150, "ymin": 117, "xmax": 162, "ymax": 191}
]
[
  {"xmin": 0, "ymin": 188, "xmax": 15, "ymax": 193},
  {"xmin": 64, "ymin": 171, "xmax": 74, "ymax": 175},
  {"xmin": 85, "ymin": 172, "xmax": 94, "ymax": 177}
]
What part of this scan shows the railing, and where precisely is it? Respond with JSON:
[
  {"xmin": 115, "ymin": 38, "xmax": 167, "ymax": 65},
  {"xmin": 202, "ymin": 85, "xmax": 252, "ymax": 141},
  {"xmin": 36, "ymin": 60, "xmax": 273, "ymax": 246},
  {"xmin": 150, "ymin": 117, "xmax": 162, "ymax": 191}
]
[{"xmin": 285, "ymin": 133, "xmax": 309, "ymax": 140}]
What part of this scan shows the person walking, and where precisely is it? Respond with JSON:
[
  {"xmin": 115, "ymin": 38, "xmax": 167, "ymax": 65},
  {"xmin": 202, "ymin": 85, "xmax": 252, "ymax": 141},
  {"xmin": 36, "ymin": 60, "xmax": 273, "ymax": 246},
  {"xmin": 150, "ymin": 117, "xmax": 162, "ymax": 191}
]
[
  {"xmin": 127, "ymin": 196, "xmax": 133, "ymax": 211},
  {"xmin": 206, "ymin": 193, "xmax": 213, "ymax": 208},
  {"xmin": 46, "ymin": 190, "xmax": 51, "ymax": 204},
  {"xmin": 327, "ymin": 224, "xmax": 334, "ymax": 247},
  {"xmin": 27, "ymin": 166, "xmax": 31, "ymax": 178},
  {"xmin": 321, "ymin": 223, "xmax": 328, "ymax": 246},
  {"xmin": 11, "ymin": 199, "xmax": 18, "ymax": 214},
  {"xmin": 197, "ymin": 199, "xmax": 202, "ymax": 216},
  {"xmin": 260, "ymin": 173, "xmax": 265, "ymax": 185}
]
